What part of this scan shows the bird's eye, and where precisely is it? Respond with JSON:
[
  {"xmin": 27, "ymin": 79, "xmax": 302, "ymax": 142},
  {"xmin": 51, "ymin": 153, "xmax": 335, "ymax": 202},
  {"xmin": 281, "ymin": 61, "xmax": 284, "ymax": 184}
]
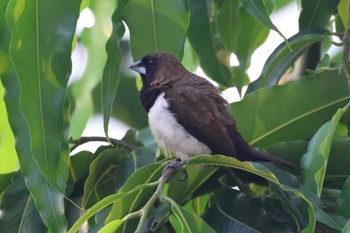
[{"xmin": 148, "ymin": 60, "xmax": 154, "ymax": 66}]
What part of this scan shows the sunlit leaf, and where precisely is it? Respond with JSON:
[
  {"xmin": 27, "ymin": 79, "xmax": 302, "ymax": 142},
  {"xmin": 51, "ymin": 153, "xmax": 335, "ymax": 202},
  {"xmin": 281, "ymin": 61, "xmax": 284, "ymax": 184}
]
[
  {"xmin": 98, "ymin": 219, "xmax": 125, "ymax": 233},
  {"xmin": 0, "ymin": 83, "xmax": 18, "ymax": 173},
  {"xmin": 338, "ymin": 0, "xmax": 349, "ymax": 28},
  {"xmin": 70, "ymin": 0, "xmax": 116, "ymax": 139}
]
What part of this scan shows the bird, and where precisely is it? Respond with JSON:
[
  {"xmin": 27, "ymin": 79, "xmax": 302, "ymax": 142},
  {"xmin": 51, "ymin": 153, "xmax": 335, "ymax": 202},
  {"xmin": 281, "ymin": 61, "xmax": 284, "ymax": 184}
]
[{"xmin": 129, "ymin": 52, "xmax": 294, "ymax": 184}]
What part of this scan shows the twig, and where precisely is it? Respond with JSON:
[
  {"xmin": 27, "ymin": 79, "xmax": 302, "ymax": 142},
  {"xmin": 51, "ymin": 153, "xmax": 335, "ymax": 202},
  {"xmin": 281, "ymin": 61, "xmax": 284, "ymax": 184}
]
[
  {"xmin": 122, "ymin": 164, "xmax": 179, "ymax": 233},
  {"xmin": 69, "ymin": 136, "xmax": 136, "ymax": 152}
]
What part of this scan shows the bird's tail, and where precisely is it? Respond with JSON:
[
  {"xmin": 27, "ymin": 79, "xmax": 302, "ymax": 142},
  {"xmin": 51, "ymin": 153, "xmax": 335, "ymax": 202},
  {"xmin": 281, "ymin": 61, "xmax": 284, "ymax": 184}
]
[{"xmin": 231, "ymin": 130, "xmax": 295, "ymax": 169}]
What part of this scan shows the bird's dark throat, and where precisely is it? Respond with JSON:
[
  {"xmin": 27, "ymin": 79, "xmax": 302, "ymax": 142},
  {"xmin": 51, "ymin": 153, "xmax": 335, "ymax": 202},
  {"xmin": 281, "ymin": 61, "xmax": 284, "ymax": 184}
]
[{"xmin": 140, "ymin": 88, "xmax": 163, "ymax": 112}]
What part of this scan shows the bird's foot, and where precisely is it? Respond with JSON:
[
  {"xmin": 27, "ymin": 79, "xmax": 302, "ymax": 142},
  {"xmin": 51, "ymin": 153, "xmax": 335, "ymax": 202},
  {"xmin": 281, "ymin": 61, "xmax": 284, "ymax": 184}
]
[
  {"xmin": 226, "ymin": 168, "xmax": 254, "ymax": 197},
  {"xmin": 163, "ymin": 159, "xmax": 188, "ymax": 180}
]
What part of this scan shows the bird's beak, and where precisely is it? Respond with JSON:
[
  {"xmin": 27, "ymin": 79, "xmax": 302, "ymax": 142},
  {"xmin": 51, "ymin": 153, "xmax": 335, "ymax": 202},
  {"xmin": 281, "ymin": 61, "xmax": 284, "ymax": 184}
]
[{"xmin": 129, "ymin": 60, "xmax": 146, "ymax": 75}]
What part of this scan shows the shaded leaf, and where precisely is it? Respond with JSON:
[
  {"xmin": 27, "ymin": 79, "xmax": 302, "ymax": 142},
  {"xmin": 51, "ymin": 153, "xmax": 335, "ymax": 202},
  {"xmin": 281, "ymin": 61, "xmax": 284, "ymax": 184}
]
[
  {"xmin": 302, "ymin": 106, "xmax": 348, "ymax": 197},
  {"xmin": 188, "ymin": 0, "xmax": 231, "ymax": 86},
  {"xmin": 299, "ymin": 0, "xmax": 340, "ymax": 29},
  {"xmin": 188, "ymin": 155, "xmax": 346, "ymax": 230},
  {"xmin": 83, "ymin": 148, "xmax": 124, "ymax": 208},
  {"xmin": 204, "ymin": 188, "xmax": 297, "ymax": 233},
  {"xmin": 217, "ymin": 0, "xmax": 271, "ymax": 91},
  {"xmin": 232, "ymin": 72, "xmax": 350, "ymax": 149},
  {"xmin": 240, "ymin": 0, "xmax": 287, "ymax": 41},
  {"xmin": 342, "ymin": 219, "xmax": 350, "ymax": 233},
  {"xmin": 106, "ymin": 163, "xmax": 163, "ymax": 224},
  {"xmin": 167, "ymin": 166, "xmax": 218, "ymax": 203},
  {"xmin": 170, "ymin": 201, "xmax": 216, "ymax": 233},
  {"xmin": 0, "ymin": 173, "xmax": 47, "ymax": 233},
  {"xmin": 68, "ymin": 193, "xmax": 123, "ymax": 233},
  {"xmin": 335, "ymin": 177, "xmax": 350, "ymax": 219},
  {"xmin": 0, "ymin": 173, "xmax": 14, "ymax": 197},
  {"xmin": 114, "ymin": 147, "xmax": 156, "ymax": 191},
  {"xmin": 123, "ymin": 0, "xmax": 189, "ymax": 60},
  {"xmin": 247, "ymin": 29, "xmax": 330, "ymax": 93}
]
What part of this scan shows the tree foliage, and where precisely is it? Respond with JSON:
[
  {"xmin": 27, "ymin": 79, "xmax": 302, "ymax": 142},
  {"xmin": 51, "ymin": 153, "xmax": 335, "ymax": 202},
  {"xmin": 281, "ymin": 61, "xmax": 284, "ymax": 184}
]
[{"xmin": 1, "ymin": 0, "xmax": 350, "ymax": 232}]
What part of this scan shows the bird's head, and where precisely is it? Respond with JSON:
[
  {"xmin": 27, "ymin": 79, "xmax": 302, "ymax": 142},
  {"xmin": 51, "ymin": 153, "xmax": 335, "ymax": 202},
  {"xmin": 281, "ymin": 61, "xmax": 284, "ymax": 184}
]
[{"xmin": 129, "ymin": 52, "xmax": 185, "ymax": 88}]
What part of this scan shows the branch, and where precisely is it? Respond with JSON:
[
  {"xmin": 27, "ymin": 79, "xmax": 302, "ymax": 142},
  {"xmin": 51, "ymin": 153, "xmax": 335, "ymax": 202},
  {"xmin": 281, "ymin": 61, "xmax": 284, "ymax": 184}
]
[
  {"xmin": 69, "ymin": 136, "xmax": 136, "ymax": 153},
  {"xmin": 122, "ymin": 163, "xmax": 179, "ymax": 233}
]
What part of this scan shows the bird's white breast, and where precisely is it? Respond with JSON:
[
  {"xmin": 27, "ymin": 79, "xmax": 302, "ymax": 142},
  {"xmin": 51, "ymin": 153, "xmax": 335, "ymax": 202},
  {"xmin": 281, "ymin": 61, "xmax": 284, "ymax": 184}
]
[{"xmin": 148, "ymin": 93, "xmax": 212, "ymax": 161}]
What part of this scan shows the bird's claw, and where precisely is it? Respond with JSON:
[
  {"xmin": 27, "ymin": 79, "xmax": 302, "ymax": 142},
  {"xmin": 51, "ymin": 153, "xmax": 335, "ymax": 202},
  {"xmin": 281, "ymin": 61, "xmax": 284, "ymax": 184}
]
[{"xmin": 162, "ymin": 159, "xmax": 188, "ymax": 180}]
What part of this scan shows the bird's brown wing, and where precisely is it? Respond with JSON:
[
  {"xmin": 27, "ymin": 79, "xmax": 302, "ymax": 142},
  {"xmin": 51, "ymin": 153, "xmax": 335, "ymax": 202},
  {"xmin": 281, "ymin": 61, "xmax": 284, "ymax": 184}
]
[{"xmin": 164, "ymin": 75, "xmax": 238, "ymax": 158}]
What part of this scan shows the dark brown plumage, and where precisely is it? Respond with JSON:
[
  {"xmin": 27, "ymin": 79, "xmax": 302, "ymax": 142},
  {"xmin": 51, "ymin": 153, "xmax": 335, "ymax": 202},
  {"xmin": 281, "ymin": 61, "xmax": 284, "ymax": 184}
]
[{"xmin": 130, "ymin": 52, "xmax": 294, "ymax": 181}]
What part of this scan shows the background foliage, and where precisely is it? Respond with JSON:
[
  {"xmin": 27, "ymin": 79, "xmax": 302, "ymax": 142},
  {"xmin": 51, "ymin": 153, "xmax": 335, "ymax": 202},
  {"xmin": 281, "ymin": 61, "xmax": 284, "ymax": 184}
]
[{"xmin": 1, "ymin": 0, "xmax": 350, "ymax": 232}]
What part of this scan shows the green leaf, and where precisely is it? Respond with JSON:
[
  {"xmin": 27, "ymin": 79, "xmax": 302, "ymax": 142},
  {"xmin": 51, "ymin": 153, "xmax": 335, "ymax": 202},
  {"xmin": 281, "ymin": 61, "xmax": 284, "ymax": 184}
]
[
  {"xmin": 187, "ymin": 0, "xmax": 231, "ymax": 86},
  {"xmin": 336, "ymin": 177, "xmax": 350, "ymax": 219},
  {"xmin": 123, "ymin": 0, "xmax": 189, "ymax": 60},
  {"xmin": 216, "ymin": 0, "xmax": 271, "ymax": 91},
  {"xmin": 239, "ymin": 0, "xmax": 287, "ymax": 42},
  {"xmin": 69, "ymin": 0, "xmax": 116, "ymax": 139},
  {"xmin": 101, "ymin": 0, "xmax": 125, "ymax": 139},
  {"xmin": 338, "ymin": 0, "xmax": 349, "ymax": 28},
  {"xmin": 170, "ymin": 201, "xmax": 216, "ymax": 233},
  {"xmin": 119, "ymin": 162, "xmax": 163, "ymax": 193},
  {"xmin": 302, "ymin": 105, "xmax": 348, "ymax": 197},
  {"xmin": 0, "ymin": 173, "xmax": 14, "ymax": 197},
  {"xmin": 267, "ymin": 138, "xmax": 350, "ymax": 184},
  {"xmin": 98, "ymin": 219, "xmax": 125, "ymax": 233},
  {"xmin": 188, "ymin": 155, "xmax": 346, "ymax": 230},
  {"xmin": 232, "ymin": 72, "xmax": 350, "ymax": 148},
  {"xmin": 204, "ymin": 188, "xmax": 297, "ymax": 232},
  {"xmin": 2, "ymin": 20, "xmax": 69, "ymax": 233},
  {"xmin": 342, "ymin": 219, "xmax": 350, "ymax": 233},
  {"xmin": 0, "ymin": 83, "xmax": 18, "ymax": 174},
  {"xmin": 68, "ymin": 193, "xmax": 123, "ymax": 233},
  {"xmin": 106, "ymin": 163, "xmax": 163, "ymax": 223},
  {"xmin": 6, "ymin": 0, "xmax": 81, "ymax": 192},
  {"xmin": 0, "ymin": 173, "xmax": 47, "ymax": 233},
  {"xmin": 83, "ymin": 148, "xmax": 123, "ymax": 208},
  {"xmin": 299, "ymin": 0, "xmax": 340, "ymax": 29},
  {"xmin": 167, "ymin": 166, "xmax": 218, "ymax": 203},
  {"xmin": 109, "ymin": 73, "xmax": 148, "ymax": 129},
  {"xmin": 115, "ymin": 147, "xmax": 156, "ymax": 191},
  {"xmin": 247, "ymin": 29, "xmax": 330, "ymax": 93}
]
